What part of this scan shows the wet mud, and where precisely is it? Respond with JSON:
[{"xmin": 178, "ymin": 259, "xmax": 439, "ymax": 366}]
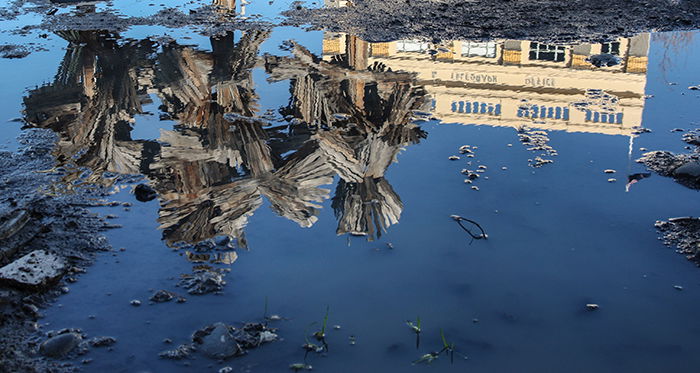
[
  {"xmin": 0, "ymin": 130, "xmax": 116, "ymax": 372},
  {"xmin": 638, "ymin": 130, "xmax": 700, "ymax": 265},
  {"xmin": 284, "ymin": 0, "xmax": 700, "ymax": 43}
]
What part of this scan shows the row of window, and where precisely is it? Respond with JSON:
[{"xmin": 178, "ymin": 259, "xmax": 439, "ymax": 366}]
[
  {"xmin": 394, "ymin": 41, "xmax": 622, "ymax": 62},
  {"xmin": 449, "ymin": 101, "xmax": 624, "ymax": 124}
]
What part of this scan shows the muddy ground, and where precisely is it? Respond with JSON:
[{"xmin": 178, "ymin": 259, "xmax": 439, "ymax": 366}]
[
  {"xmin": 0, "ymin": 129, "xmax": 120, "ymax": 372},
  {"xmin": 637, "ymin": 129, "xmax": 700, "ymax": 265},
  {"xmin": 284, "ymin": 0, "xmax": 700, "ymax": 43}
]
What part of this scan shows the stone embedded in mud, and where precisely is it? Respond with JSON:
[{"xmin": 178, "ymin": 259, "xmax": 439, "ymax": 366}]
[
  {"xmin": 39, "ymin": 332, "xmax": 82, "ymax": 358},
  {"xmin": 0, "ymin": 250, "xmax": 66, "ymax": 290},
  {"xmin": 0, "ymin": 209, "xmax": 29, "ymax": 240},
  {"xmin": 192, "ymin": 322, "xmax": 242, "ymax": 359},
  {"xmin": 673, "ymin": 161, "xmax": 700, "ymax": 179},
  {"xmin": 179, "ymin": 268, "xmax": 226, "ymax": 295},
  {"xmin": 150, "ymin": 290, "xmax": 176, "ymax": 303},
  {"xmin": 89, "ymin": 336, "xmax": 117, "ymax": 347},
  {"xmin": 134, "ymin": 183, "xmax": 157, "ymax": 202}
]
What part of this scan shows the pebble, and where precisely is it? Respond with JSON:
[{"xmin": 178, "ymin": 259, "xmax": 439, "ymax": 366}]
[
  {"xmin": 586, "ymin": 303, "xmax": 599, "ymax": 311},
  {"xmin": 448, "ymin": 155, "xmax": 460, "ymax": 160},
  {"xmin": 603, "ymin": 169, "xmax": 616, "ymax": 174},
  {"xmin": 674, "ymin": 285, "xmax": 684, "ymax": 291},
  {"xmin": 471, "ymin": 186, "xmax": 479, "ymax": 191},
  {"xmin": 130, "ymin": 299, "xmax": 141, "ymax": 306},
  {"xmin": 607, "ymin": 178, "xmax": 616, "ymax": 183}
]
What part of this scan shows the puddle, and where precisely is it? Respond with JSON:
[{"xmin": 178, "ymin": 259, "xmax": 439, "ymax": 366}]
[{"xmin": 2, "ymin": 0, "xmax": 700, "ymax": 372}]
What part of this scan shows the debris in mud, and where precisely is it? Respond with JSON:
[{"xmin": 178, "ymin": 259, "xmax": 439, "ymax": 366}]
[
  {"xmin": 0, "ymin": 250, "xmax": 67, "ymax": 290},
  {"xmin": 134, "ymin": 183, "xmax": 158, "ymax": 202},
  {"xmin": 0, "ymin": 44, "xmax": 30, "ymax": 59},
  {"xmin": 160, "ymin": 322, "xmax": 278, "ymax": 361},
  {"xmin": 178, "ymin": 267, "xmax": 227, "ymax": 295},
  {"xmin": 450, "ymin": 215, "xmax": 488, "ymax": 240},
  {"xmin": 517, "ymin": 126, "xmax": 556, "ymax": 167}
]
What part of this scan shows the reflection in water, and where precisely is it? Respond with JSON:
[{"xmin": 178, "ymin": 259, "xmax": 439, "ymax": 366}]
[
  {"xmin": 22, "ymin": 25, "xmax": 653, "ymax": 250},
  {"xmin": 322, "ymin": 33, "xmax": 650, "ymax": 136},
  {"xmin": 22, "ymin": 30, "xmax": 428, "ymax": 248}
]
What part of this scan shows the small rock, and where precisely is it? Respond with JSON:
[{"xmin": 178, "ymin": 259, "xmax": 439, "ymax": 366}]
[
  {"xmin": 333, "ymin": 325, "xmax": 341, "ymax": 330},
  {"xmin": 448, "ymin": 155, "xmax": 460, "ymax": 160},
  {"xmin": 159, "ymin": 344, "xmax": 194, "ymax": 360},
  {"xmin": 134, "ymin": 183, "xmax": 157, "ymax": 202},
  {"xmin": 674, "ymin": 285, "xmax": 684, "ymax": 291},
  {"xmin": 607, "ymin": 178, "xmax": 617, "ymax": 183},
  {"xmin": 219, "ymin": 367, "xmax": 234, "ymax": 373},
  {"xmin": 0, "ymin": 250, "xmax": 67, "ymax": 290},
  {"xmin": 586, "ymin": 303, "xmax": 599, "ymax": 311},
  {"xmin": 150, "ymin": 290, "xmax": 176, "ymax": 303},
  {"xmin": 192, "ymin": 322, "xmax": 241, "ymax": 359},
  {"xmin": 603, "ymin": 169, "xmax": 616, "ymax": 174},
  {"xmin": 90, "ymin": 336, "xmax": 117, "ymax": 347},
  {"xmin": 130, "ymin": 299, "xmax": 141, "ymax": 306},
  {"xmin": 40, "ymin": 332, "xmax": 82, "ymax": 358}
]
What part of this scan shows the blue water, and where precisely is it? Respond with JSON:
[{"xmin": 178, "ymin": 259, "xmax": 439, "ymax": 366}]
[{"xmin": 1, "ymin": 1, "xmax": 700, "ymax": 372}]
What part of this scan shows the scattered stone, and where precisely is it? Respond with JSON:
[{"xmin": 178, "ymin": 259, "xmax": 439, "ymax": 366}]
[
  {"xmin": 333, "ymin": 325, "xmax": 341, "ymax": 330},
  {"xmin": 607, "ymin": 178, "xmax": 616, "ymax": 183},
  {"xmin": 585, "ymin": 303, "xmax": 599, "ymax": 311},
  {"xmin": 603, "ymin": 169, "xmax": 616, "ymax": 174},
  {"xmin": 0, "ymin": 44, "xmax": 30, "ymax": 59},
  {"xmin": 163, "ymin": 338, "xmax": 173, "ymax": 344},
  {"xmin": 130, "ymin": 299, "xmax": 142, "ymax": 306},
  {"xmin": 179, "ymin": 268, "xmax": 226, "ymax": 295},
  {"xmin": 193, "ymin": 322, "xmax": 241, "ymax": 359},
  {"xmin": 150, "ymin": 290, "xmax": 176, "ymax": 303},
  {"xmin": 674, "ymin": 285, "xmax": 684, "ymax": 291},
  {"xmin": 90, "ymin": 336, "xmax": 117, "ymax": 347},
  {"xmin": 448, "ymin": 155, "xmax": 460, "ymax": 160},
  {"xmin": 159, "ymin": 344, "xmax": 194, "ymax": 360},
  {"xmin": 0, "ymin": 250, "xmax": 67, "ymax": 290},
  {"xmin": 471, "ymin": 186, "xmax": 479, "ymax": 191},
  {"xmin": 39, "ymin": 332, "xmax": 82, "ymax": 358},
  {"xmin": 219, "ymin": 367, "xmax": 234, "ymax": 373},
  {"xmin": 290, "ymin": 363, "xmax": 313, "ymax": 371},
  {"xmin": 689, "ymin": 85, "xmax": 700, "ymax": 90},
  {"xmin": 134, "ymin": 183, "xmax": 157, "ymax": 202}
]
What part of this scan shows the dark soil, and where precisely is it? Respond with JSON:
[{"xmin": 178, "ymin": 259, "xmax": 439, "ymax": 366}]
[
  {"xmin": 283, "ymin": 0, "xmax": 700, "ymax": 43},
  {"xmin": 0, "ymin": 129, "xmax": 118, "ymax": 372}
]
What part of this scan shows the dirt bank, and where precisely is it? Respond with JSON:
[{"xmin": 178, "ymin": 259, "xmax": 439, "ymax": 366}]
[
  {"xmin": 284, "ymin": 0, "xmax": 700, "ymax": 43},
  {"xmin": 637, "ymin": 129, "xmax": 700, "ymax": 265},
  {"xmin": 0, "ymin": 129, "xmax": 116, "ymax": 372}
]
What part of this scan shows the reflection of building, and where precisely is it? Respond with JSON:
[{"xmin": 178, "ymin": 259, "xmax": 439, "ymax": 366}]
[{"xmin": 323, "ymin": 33, "xmax": 650, "ymax": 136}]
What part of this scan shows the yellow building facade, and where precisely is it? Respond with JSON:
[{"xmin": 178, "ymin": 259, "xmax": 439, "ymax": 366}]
[{"xmin": 323, "ymin": 33, "xmax": 650, "ymax": 136}]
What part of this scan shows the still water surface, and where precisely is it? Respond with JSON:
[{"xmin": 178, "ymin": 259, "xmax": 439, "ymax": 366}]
[{"xmin": 2, "ymin": 1, "xmax": 700, "ymax": 372}]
